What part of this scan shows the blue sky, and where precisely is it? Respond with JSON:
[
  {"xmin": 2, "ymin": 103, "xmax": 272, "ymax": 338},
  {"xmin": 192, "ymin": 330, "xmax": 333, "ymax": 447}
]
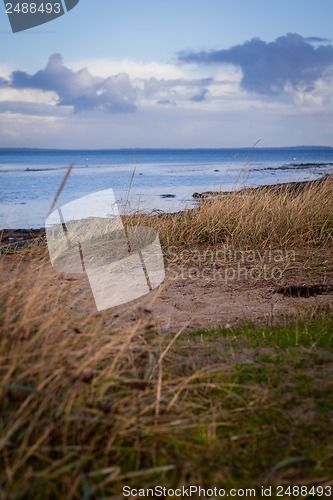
[{"xmin": 1, "ymin": 0, "xmax": 333, "ymax": 148}]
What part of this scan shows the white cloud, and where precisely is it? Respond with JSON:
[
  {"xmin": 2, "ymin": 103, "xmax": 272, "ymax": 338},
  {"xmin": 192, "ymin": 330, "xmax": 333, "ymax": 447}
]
[
  {"xmin": 284, "ymin": 76, "xmax": 333, "ymax": 110},
  {"xmin": 1, "ymin": 49, "xmax": 333, "ymax": 148},
  {"xmin": 69, "ymin": 58, "xmax": 187, "ymax": 80},
  {"xmin": 0, "ymin": 87, "xmax": 58, "ymax": 104},
  {"xmin": 0, "ymin": 64, "xmax": 11, "ymax": 79}
]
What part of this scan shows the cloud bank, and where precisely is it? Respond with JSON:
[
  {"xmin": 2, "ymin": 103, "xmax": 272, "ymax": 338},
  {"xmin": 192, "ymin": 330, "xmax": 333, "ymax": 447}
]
[
  {"xmin": 179, "ymin": 33, "xmax": 333, "ymax": 95},
  {"xmin": 8, "ymin": 54, "xmax": 137, "ymax": 113},
  {"xmin": 1, "ymin": 34, "xmax": 333, "ymax": 148},
  {"xmin": 1, "ymin": 54, "xmax": 213, "ymax": 114},
  {"xmin": 2, "ymin": 33, "xmax": 333, "ymax": 119}
]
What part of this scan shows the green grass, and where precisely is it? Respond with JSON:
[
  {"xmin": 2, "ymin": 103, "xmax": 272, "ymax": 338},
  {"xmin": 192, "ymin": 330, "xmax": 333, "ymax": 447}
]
[
  {"xmin": 1, "ymin": 305, "xmax": 332, "ymax": 498},
  {"xmin": 189, "ymin": 307, "xmax": 333, "ymax": 349}
]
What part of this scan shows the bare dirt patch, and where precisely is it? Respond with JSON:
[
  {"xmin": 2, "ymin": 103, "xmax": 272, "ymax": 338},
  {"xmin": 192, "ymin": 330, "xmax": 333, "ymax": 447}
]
[{"xmin": 1, "ymin": 245, "xmax": 332, "ymax": 334}]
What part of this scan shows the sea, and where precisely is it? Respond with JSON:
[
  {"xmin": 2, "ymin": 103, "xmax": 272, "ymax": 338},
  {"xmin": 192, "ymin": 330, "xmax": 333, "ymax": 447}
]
[{"xmin": 0, "ymin": 147, "xmax": 333, "ymax": 229}]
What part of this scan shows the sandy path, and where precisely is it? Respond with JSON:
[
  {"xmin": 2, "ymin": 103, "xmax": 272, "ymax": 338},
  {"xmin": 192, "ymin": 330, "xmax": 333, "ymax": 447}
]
[{"xmin": 2, "ymin": 247, "xmax": 331, "ymax": 334}]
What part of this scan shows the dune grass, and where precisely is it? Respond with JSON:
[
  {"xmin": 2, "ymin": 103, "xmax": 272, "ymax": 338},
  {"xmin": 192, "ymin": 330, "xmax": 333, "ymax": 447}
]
[
  {"xmin": 0, "ymin": 177, "xmax": 333, "ymax": 498},
  {"xmin": 127, "ymin": 176, "xmax": 333, "ymax": 249}
]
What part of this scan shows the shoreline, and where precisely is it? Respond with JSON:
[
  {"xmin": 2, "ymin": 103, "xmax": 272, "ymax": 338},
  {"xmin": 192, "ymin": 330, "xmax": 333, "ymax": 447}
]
[
  {"xmin": 1, "ymin": 175, "xmax": 332, "ymax": 251},
  {"xmin": 193, "ymin": 174, "xmax": 332, "ymax": 198}
]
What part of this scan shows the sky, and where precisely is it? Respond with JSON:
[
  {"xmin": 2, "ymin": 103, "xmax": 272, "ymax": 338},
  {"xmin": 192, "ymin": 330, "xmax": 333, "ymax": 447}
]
[{"xmin": 0, "ymin": 0, "xmax": 333, "ymax": 148}]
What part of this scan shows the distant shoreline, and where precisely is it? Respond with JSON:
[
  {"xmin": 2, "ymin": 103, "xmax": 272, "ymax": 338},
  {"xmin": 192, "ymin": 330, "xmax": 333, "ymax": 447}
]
[{"xmin": 0, "ymin": 145, "xmax": 332, "ymax": 153}]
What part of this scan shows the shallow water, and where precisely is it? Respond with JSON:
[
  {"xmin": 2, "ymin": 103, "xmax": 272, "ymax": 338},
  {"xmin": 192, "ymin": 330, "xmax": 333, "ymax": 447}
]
[{"xmin": 1, "ymin": 147, "xmax": 332, "ymax": 228}]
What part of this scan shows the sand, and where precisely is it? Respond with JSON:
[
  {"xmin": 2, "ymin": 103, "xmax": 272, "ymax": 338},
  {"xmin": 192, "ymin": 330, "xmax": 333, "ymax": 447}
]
[{"xmin": 1, "ymin": 245, "xmax": 332, "ymax": 334}]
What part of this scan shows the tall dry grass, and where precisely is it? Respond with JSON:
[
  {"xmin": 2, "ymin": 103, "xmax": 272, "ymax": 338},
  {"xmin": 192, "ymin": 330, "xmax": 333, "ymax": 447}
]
[
  {"xmin": 0, "ymin": 252, "xmax": 238, "ymax": 498},
  {"xmin": 0, "ymin": 176, "xmax": 332, "ymax": 497},
  {"xmin": 128, "ymin": 176, "xmax": 333, "ymax": 249}
]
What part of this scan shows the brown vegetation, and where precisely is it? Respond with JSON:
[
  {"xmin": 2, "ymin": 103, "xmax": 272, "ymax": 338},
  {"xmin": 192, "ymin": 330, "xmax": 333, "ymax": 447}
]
[{"xmin": 0, "ymin": 177, "xmax": 333, "ymax": 498}]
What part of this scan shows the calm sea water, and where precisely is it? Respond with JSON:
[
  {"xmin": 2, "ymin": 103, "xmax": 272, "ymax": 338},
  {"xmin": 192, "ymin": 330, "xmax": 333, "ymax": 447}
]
[{"xmin": 1, "ymin": 147, "xmax": 332, "ymax": 229}]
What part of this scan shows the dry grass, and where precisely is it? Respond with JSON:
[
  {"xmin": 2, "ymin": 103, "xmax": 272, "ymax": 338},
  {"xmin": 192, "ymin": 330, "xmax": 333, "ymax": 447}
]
[
  {"xmin": 0, "ymin": 178, "xmax": 333, "ymax": 498},
  {"xmin": 1, "ymin": 256, "xmax": 333, "ymax": 498},
  {"xmin": 127, "ymin": 176, "xmax": 333, "ymax": 249}
]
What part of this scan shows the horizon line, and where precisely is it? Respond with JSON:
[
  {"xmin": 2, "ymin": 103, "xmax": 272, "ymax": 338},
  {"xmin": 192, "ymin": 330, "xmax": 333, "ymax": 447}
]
[{"xmin": 0, "ymin": 145, "xmax": 332, "ymax": 152}]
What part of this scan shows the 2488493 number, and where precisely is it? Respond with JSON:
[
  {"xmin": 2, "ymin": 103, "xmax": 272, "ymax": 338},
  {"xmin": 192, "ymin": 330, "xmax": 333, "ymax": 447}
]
[
  {"xmin": 5, "ymin": 3, "xmax": 62, "ymax": 14},
  {"xmin": 276, "ymin": 485, "xmax": 332, "ymax": 496}
]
